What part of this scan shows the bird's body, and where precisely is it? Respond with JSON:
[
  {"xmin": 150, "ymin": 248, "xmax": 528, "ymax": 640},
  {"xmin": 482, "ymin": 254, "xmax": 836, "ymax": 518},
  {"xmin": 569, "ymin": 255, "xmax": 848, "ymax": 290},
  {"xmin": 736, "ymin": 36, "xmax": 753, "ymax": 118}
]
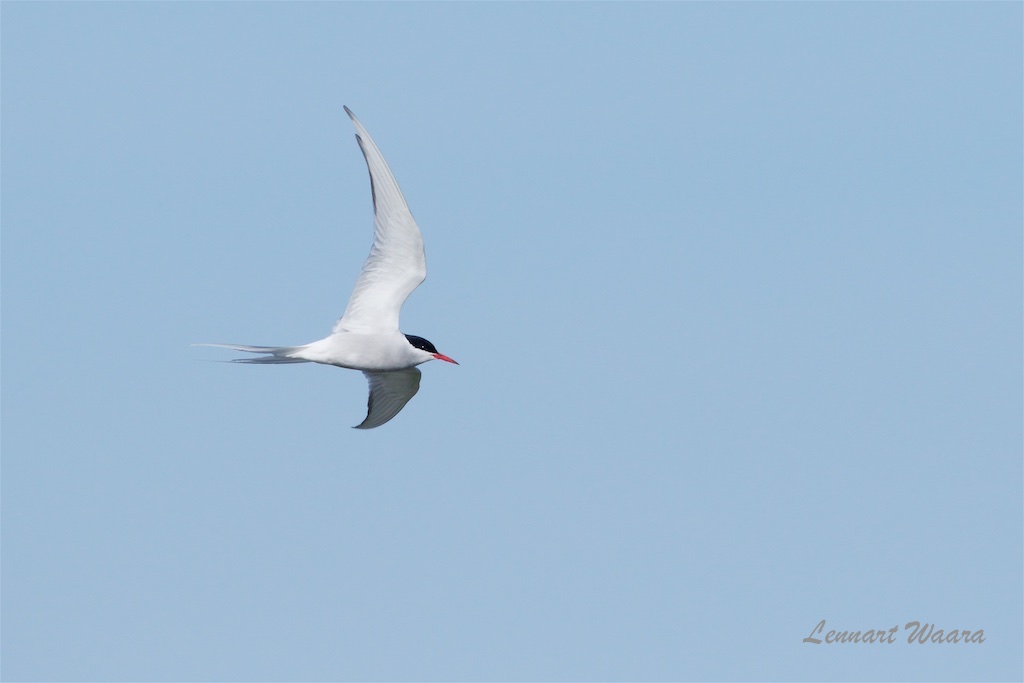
[{"xmin": 198, "ymin": 107, "xmax": 456, "ymax": 429}]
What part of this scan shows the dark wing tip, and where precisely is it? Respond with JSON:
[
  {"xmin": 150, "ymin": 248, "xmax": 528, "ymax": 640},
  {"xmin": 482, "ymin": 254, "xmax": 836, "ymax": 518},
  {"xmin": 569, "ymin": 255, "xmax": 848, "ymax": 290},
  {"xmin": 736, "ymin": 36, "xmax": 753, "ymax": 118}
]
[
  {"xmin": 344, "ymin": 105, "xmax": 356, "ymax": 120},
  {"xmin": 352, "ymin": 413, "xmax": 376, "ymax": 429},
  {"xmin": 352, "ymin": 386, "xmax": 376, "ymax": 429}
]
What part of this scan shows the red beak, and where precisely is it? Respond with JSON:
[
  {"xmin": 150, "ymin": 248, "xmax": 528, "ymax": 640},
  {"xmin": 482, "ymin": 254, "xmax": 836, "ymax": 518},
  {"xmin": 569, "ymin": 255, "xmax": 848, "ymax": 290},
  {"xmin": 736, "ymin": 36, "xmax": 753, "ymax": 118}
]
[{"xmin": 433, "ymin": 353, "xmax": 459, "ymax": 365}]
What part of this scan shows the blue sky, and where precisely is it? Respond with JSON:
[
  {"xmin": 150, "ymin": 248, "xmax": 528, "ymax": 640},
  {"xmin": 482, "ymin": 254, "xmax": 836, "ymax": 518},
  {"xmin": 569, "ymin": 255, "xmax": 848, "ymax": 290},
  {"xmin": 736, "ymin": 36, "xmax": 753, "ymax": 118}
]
[{"xmin": 2, "ymin": 3, "xmax": 1021, "ymax": 681}]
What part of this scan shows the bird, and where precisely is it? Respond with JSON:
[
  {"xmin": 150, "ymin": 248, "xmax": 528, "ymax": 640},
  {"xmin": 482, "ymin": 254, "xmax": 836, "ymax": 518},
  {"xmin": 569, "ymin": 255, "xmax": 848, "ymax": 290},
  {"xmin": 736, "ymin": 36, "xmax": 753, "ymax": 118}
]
[{"xmin": 197, "ymin": 106, "xmax": 457, "ymax": 429}]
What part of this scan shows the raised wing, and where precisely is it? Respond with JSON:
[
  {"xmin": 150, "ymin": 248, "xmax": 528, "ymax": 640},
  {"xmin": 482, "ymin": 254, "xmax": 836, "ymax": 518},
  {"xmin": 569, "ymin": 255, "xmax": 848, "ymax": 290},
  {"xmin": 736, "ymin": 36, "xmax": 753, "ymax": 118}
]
[
  {"xmin": 333, "ymin": 107, "xmax": 426, "ymax": 334},
  {"xmin": 354, "ymin": 368, "xmax": 422, "ymax": 429}
]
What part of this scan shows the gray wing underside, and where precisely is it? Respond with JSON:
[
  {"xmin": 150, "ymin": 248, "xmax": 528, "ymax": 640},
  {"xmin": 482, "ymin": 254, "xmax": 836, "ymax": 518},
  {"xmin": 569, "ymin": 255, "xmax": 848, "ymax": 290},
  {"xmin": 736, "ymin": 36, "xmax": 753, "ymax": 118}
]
[
  {"xmin": 334, "ymin": 107, "xmax": 426, "ymax": 334},
  {"xmin": 354, "ymin": 368, "xmax": 422, "ymax": 429}
]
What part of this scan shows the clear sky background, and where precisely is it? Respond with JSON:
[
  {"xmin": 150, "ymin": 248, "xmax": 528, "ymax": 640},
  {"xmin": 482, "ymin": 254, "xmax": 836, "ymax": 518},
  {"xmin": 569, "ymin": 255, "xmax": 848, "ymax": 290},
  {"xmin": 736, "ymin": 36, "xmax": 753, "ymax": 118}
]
[{"xmin": 2, "ymin": 3, "xmax": 1021, "ymax": 682}]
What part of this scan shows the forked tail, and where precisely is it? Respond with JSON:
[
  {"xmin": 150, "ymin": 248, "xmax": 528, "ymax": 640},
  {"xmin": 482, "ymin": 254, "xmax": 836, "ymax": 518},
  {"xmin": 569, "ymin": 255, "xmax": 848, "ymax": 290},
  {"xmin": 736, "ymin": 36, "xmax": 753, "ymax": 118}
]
[{"xmin": 192, "ymin": 343, "xmax": 311, "ymax": 364}]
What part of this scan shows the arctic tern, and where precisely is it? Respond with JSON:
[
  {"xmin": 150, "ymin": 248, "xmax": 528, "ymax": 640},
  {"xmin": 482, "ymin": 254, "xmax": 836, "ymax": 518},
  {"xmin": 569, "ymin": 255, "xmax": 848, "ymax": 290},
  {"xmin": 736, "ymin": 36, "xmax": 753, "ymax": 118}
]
[{"xmin": 198, "ymin": 107, "xmax": 457, "ymax": 429}]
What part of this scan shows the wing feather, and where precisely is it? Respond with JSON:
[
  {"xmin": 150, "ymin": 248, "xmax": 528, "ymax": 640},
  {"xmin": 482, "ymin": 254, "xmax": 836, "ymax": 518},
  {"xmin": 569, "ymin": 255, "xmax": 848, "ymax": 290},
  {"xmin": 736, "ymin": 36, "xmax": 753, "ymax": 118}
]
[
  {"xmin": 334, "ymin": 108, "xmax": 426, "ymax": 334},
  {"xmin": 354, "ymin": 368, "xmax": 422, "ymax": 429}
]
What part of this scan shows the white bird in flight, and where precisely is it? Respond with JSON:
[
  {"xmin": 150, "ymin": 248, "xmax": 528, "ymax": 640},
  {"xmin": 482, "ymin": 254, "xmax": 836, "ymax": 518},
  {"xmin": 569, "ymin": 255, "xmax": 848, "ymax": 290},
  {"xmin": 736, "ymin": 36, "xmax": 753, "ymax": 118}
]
[{"xmin": 199, "ymin": 107, "xmax": 457, "ymax": 429}]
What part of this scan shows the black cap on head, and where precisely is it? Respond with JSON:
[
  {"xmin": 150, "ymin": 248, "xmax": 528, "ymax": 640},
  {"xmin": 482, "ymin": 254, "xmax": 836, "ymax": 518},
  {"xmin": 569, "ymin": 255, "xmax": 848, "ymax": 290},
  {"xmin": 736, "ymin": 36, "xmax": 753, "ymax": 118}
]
[{"xmin": 404, "ymin": 334, "xmax": 439, "ymax": 354}]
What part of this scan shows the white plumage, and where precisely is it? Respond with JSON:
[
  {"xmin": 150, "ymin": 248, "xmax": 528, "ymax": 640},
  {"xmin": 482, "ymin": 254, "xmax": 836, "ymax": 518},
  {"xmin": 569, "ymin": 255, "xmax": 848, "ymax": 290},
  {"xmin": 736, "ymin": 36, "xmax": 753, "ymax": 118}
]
[{"xmin": 197, "ymin": 107, "xmax": 457, "ymax": 429}]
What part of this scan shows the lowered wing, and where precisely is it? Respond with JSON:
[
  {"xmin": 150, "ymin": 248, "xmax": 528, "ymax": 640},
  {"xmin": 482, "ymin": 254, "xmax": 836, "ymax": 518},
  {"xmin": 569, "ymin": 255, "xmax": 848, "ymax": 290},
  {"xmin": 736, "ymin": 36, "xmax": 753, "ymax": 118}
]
[{"xmin": 354, "ymin": 368, "xmax": 423, "ymax": 429}]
